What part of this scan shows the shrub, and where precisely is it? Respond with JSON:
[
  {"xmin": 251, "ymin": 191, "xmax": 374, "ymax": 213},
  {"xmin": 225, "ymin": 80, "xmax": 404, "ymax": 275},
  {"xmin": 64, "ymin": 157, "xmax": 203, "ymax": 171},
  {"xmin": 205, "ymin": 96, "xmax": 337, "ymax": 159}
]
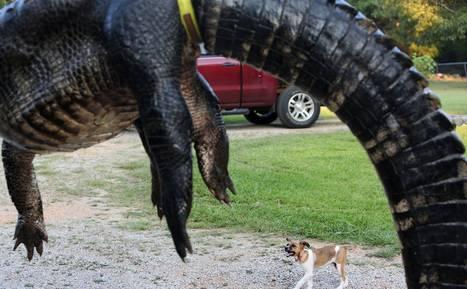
[
  {"xmin": 412, "ymin": 54, "xmax": 437, "ymax": 77},
  {"xmin": 0, "ymin": 0, "xmax": 12, "ymax": 8}
]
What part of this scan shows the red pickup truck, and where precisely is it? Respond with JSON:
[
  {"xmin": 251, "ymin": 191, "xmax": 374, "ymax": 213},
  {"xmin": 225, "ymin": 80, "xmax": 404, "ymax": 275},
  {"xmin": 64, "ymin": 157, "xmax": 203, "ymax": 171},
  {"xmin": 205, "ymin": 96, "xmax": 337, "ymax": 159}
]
[{"xmin": 197, "ymin": 55, "xmax": 320, "ymax": 128}]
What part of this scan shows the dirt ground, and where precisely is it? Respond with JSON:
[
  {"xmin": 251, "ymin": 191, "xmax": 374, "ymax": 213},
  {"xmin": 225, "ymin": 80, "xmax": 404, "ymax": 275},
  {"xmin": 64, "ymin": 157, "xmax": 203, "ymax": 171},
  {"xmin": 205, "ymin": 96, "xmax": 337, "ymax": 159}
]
[{"xmin": 0, "ymin": 120, "xmax": 406, "ymax": 289}]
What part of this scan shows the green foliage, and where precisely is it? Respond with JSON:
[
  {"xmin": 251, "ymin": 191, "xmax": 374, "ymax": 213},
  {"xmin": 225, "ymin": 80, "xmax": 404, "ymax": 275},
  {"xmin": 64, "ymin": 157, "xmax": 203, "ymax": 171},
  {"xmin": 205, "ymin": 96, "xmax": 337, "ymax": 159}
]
[
  {"xmin": 352, "ymin": 0, "xmax": 408, "ymax": 49},
  {"xmin": 0, "ymin": 0, "xmax": 12, "ymax": 8},
  {"xmin": 438, "ymin": 38, "xmax": 467, "ymax": 62},
  {"xmin": 352, "ymin": 0, "xmax": 467, "ymax": 61},
  {"xmin": 412, "ymin": 54, "xmax": 437, "ymax": 76},
  {"xmin": 427, "ymin": 8, "xmax": 467, "ymax": 42},
  {"xmin": 457, "ymin": 125, "xmax": 467, "ymax": 141}
]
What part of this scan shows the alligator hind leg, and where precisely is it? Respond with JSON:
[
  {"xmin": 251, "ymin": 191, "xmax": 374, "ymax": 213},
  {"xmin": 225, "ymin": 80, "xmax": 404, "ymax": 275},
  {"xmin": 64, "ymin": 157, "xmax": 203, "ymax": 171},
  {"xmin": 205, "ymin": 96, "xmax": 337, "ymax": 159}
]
[
  {"xmin": 181, "ymin": 43, "xmax": 235, "ymax": 203},
  {"xmin": 2, "ymin": 141, "xmax": 48, "ymax": 260},
  {"xmin": 124, "ymin": 51, "xmax": 194, "ymax": 259},
  {"xmin": 134, "ymin": 119, "xmax": 164, "ymax": 219},
  {"xmin": 112, "ymin": 0, "xmax": 195, "ymax": 260},
  {"xmin": 138, "ymin": 78, "xmax": 194, "ymax": 260}
]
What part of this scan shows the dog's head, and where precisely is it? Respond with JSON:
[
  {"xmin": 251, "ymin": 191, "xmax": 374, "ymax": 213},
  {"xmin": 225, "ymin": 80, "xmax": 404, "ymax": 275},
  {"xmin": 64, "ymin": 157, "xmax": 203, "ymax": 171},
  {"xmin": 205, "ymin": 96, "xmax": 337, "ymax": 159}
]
[{"xmin": 284, "ymin": 238, "xmax": 310, "ymax": 258}]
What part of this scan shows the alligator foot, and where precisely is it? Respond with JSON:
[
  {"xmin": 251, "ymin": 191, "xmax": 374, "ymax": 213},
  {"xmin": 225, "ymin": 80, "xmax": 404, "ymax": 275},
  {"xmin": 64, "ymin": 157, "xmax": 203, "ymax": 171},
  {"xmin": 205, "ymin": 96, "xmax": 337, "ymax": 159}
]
[
  {"xmin": 2, "ymin": 140, "xmax": 48, "ymax": 260},
  {"xmin": 195, "ymin": 127, "xmax": 236, "ymax": 204},
  {"xmin": 206, "ymin": 174, "xmax": 236, "ymax": 204},
  {"xmin": 13, "ymin": 214, "xmax": 48, "ymax": 261},
  {"xmin": 180, "ymin": 43, "xmax": 236, "ymax": 205}
]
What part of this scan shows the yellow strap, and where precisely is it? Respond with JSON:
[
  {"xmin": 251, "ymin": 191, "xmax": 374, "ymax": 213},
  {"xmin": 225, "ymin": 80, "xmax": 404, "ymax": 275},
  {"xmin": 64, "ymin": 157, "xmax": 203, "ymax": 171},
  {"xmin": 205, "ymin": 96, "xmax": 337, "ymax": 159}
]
[{"xmin": 177, "ymin": 0, "xmax": 202, "ymax": 43}]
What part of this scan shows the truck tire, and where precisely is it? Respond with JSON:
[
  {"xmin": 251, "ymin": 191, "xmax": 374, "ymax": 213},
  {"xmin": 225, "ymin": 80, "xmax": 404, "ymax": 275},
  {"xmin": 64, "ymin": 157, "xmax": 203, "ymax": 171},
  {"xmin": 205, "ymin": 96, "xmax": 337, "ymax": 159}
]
[
  {"xmin": 277, "ymin": 86, "xmax": 320, "ymax": 128},
  {"xmin": 244, "ymin": 109, "xmax": 278, "ymax": 125}
]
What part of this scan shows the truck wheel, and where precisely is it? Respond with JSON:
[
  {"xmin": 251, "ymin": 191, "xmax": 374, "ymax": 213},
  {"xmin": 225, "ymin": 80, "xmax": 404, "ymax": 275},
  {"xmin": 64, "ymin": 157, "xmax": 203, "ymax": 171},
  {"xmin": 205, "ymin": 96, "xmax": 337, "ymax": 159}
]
[
  {"xmin": 277, "ymin": 86, "xmax": 320, "ymax": 128},
  {"xmin": 244, "ymin": 109, "xmax": 278, "ymax": 125}
]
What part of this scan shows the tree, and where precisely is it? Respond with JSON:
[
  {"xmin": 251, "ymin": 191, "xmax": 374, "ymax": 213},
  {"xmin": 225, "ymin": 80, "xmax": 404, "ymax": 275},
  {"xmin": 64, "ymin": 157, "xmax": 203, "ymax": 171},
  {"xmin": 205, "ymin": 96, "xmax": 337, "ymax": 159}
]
[
  {"xmin": 425, "ymin": 0, "xmax": 467, "ymax": 42},
  {"xmin": 352, "ymin": 0, "xmax": 467, "ymax": 60},
  {"xmin": 351, "ymin": 0, "xmax": 440, "ymax": 56},
  {"xmin": 424, "ymin": 1, "xmax": 467, "ymax": 61},
  {"xmin": 1, "ymin": 0, "xmax": 465, "ymax": 61},
  {"xmin": 0, "ymin": 0, "xmax": 11, "ymax": 8}
]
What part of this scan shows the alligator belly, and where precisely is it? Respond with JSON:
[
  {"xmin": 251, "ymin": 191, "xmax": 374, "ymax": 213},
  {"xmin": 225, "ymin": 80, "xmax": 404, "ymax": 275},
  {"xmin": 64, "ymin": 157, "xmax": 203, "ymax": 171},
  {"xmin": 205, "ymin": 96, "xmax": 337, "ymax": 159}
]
[{"xmin": 0, "ymin": 88, "xmax": 139, "ymax": 153}]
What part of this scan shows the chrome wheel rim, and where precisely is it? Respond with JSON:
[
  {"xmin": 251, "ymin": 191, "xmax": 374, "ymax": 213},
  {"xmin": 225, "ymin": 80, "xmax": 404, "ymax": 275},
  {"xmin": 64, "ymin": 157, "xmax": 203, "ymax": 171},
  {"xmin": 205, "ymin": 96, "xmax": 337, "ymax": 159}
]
[{"xmin": 287, "ymin": 92, "xmax": 315, "ymax": 122}]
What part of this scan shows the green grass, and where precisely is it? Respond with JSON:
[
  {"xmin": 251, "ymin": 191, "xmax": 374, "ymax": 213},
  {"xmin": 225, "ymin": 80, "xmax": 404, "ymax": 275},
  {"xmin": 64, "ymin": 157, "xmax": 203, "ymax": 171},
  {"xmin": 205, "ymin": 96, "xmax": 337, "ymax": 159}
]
[
  {"xmin": 76, "ymin": 128, "xmax": 466, "ymax": 251},
  {"xmin": 90, "ymin": 132, "xmax": 397, "ymax": 248},
  {"xmin": 223, "ymin": 115, "xmax": 248, "ymax": 125},
  {"xmin": 430, "ymin": 81, "xmax": 467, "ymax": 115},
  {"xmin": 191, "ymin": 132, "xmax": 395, "ymax": 247},
  {"xmin": 367, "ymin": 245, "xmax": 402, "ymax": 259},
  {"xmin": 40, "ymin": 124, "xmax": 464, "ymax": 256}
]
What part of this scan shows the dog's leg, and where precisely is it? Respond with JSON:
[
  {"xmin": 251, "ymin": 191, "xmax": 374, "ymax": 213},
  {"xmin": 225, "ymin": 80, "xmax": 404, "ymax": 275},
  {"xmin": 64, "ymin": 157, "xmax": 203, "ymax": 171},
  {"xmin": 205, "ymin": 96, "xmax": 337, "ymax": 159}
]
[
  {"xmin": 305, "ymin": 278, "xmax": 314, "ymax": 289},
  {"xmin": 293, "ymin": 273, "xmax": 313, "ymax": 289},
  {"xmin": 336, "ymin": 262, "xmax": 348, "ymax": 289}
]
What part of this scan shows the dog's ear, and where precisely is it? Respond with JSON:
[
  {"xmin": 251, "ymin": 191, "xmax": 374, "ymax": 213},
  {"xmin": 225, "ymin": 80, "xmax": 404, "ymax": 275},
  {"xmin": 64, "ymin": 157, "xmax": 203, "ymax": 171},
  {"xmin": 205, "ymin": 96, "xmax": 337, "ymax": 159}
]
[
  {"xmin": 301, "ymin": 241, "xmax": 311, "ymax": 248},
  {"xmin": 286, "ymin": 237, "xmax": 291, "ymax": 242}
]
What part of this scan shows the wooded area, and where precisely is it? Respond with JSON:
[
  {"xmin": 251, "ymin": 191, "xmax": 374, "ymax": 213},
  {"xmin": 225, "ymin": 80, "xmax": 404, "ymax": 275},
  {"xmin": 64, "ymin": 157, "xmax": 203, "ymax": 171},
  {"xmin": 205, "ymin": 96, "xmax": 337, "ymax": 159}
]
[
  {"xmin": 352, "ymin": 0, "xmax": 467, "ymax": 62},
  {"xmin": 1, "ymin": 0, "xmax": 466, "ymax": 62}
]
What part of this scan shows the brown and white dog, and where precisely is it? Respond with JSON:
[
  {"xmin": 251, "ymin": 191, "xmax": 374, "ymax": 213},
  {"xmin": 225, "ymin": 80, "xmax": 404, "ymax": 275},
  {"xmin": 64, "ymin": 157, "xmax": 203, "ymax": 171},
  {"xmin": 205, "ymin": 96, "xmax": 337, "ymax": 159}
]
[{"xmin": 285, "ymin": 238, "xmax": 348, "ymax": 289}]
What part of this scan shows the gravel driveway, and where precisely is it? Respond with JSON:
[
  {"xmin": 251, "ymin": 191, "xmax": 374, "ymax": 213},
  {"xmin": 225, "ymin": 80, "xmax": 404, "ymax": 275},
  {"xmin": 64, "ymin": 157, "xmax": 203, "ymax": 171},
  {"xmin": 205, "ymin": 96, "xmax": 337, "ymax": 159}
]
[
  {"xmin": 0, "ymin": 219, "xmax": 405, "ymax": 289},
  {"xmin": 0, "ymin": 119, "xmax": 406, "ymax": 289}
]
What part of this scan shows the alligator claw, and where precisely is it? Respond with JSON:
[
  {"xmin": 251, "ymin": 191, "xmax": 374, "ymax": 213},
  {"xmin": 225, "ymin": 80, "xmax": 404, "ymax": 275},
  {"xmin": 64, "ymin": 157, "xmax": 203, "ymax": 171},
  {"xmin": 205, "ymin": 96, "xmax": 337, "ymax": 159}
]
[
  {"xmin": 199, "ymin": 150, "xmax": 236, "ymax": 203},
  {"xmin": 211, "ymin": 187, "xmax": 231, "ymax": 204},
  {"xmin": 156, "ymin": 206, "xmax": 165, "ymax": 220},
  {"xmin": 13, "ymin": 238, "xmax": 21, "ymax": 251},
  {"xmin": 152, "ymin": 185, "xmax": 164, "ymax": 220},
  {"xmin": 12, "ymin": 217, "xmax": 48, "ymax": 261},
  {"xmin": 164, "ymin": 199, "xmax": 193, "ymax": 259},
  {"xmin": 36, "ymin": 241, "xmax": 43, "ymax": 256},
  {"xmin": 227, "ymin": 176, "xmax": 236, "ymax": 195},
  {"xmin": 194, "ymin": 113, "xmax": 237, "ymax": 205},
  {"xmin": 214, "ymin": 176, "xmax": 236, "ymax": 206},
  {"xmin": 26, "ymin": 244, "xmax": 34, "ymax": 261}
]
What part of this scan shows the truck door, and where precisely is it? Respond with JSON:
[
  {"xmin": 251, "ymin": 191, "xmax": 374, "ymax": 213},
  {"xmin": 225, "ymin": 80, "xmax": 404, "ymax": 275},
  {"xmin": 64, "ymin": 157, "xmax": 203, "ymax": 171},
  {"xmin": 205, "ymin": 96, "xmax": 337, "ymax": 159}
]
[
  {"xmin": 196, "ymin": 56, "xmax": 241, "ymax": 109},
  {"xmin": 241, "ymin": 64, "xmax": 278, "ymax": 108}
]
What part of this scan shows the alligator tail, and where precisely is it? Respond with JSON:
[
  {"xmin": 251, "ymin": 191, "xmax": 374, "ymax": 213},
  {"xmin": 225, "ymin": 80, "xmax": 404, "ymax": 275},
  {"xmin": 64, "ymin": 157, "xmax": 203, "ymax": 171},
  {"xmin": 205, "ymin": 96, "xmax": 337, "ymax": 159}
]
[{"xmin": 194, "ymin": 0, "xmax": 467, "ymax": 288}]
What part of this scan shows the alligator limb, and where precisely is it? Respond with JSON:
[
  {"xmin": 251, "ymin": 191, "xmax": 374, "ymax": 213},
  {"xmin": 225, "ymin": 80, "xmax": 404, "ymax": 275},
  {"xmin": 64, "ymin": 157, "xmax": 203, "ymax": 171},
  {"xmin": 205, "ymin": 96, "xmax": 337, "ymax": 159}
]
[
  {"xmin": 193, "ymin": 0, "xmax": 467, "ymax": 287},
  {"xmin": 134, "ymin": 43, "xmax": 235, "ymax": 219},
  {"xmin": 181, "ymin": 43, "xmax": 235, "ymax": 204},
  {"xmin": 2, "ymin": 141, "xmax": 48, "ymax": 261},
  {"xmin": 0, "ymin": 1, "xmax": 466, "ymax": 287}
]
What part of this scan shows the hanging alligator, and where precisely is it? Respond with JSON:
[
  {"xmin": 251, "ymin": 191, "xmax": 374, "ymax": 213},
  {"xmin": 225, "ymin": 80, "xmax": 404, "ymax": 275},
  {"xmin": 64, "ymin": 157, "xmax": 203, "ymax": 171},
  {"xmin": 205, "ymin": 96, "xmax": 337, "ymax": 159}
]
[
  {"xmin": 0, "ymin": 0, "xmax": 466, "ymax": 288},
  {"xmin": 0, "ymin": 0, "xmax": 236, "ymax": 260}
]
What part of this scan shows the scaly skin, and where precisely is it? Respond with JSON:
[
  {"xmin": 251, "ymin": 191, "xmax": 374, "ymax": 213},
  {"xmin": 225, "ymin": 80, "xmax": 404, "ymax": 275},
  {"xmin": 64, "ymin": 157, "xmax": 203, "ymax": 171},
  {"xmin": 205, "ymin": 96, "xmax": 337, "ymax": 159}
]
[
  {"xmin": 2, "ymin": 141, "xmax": 48, "ymax": 261},
  {"xmin": 134, "ymin": 43, "xmax": 235, "ymax": 220},
  {"xmin": 0, "ymin": 0, "xmax": 233, "ymax": 261},
  {"xmin": 180, "ymin": 43, "xmax": 235, "ymax": 204},
  {"xmin": 1, "ymin": 1, "xmax": 466, "ymax": 287},
  {"xmin": 194, "ymin": 0, "xmax": 467, "ymax": 287}
]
